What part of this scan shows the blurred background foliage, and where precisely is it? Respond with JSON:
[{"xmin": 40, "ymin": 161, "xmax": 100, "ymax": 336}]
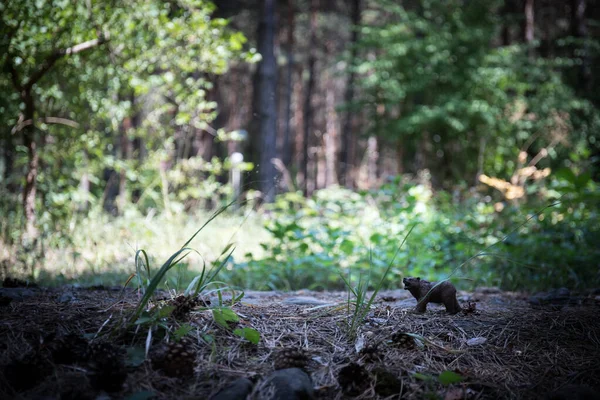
[{"xmin": 0, "ymin": 0, "xmax": 598, "ymax": 292}]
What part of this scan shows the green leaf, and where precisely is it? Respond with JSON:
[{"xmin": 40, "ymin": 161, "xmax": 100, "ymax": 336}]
[
  {"xmin": 212, "ymin": 307, "xmax": 239, "ymax": 328},
  {"xmin": 125, "ymin": 346, "xmax": 147, "ymax": 367},
  {"xmin": 233, "ymin": 327, "xmax": 261, "ymax": 344},
  {"xmin": 554, "ymin": 168, "xmax": 577, "ymax": 185},
  {"xmin": 340, "ymin": 239, "xmax": 355, "ymax": 255},
  {"xmin": 413, "ymin": 372, "xmax": 434, "ymax": 382},
  {"xmin": 438, "ymin": 370, "xmax": 465, "ymax": 385},
  {"xmin": 575, "ymin": 172, "xmax": 591, "ymax": 189},
  {"xmin": 135, "ymin": 316, "xmax": 154, "ymax": 325},
  {"xmin": 173, "ymin": 324, "xmax": 194, "ymax": 341},
  {"xmin": 156, "ymin": 305, "xmax": 175, "ymax": 319}
]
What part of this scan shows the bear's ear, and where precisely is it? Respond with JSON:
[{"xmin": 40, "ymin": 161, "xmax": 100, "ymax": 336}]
[{"xmin": 416, "ymin": 277, "xmax": 421, "ymax": 281}]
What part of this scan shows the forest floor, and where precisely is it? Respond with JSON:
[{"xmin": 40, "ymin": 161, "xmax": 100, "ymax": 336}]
[{"xmin": 1, "ymin": 282, "xmax": 599, "ymax": 400}]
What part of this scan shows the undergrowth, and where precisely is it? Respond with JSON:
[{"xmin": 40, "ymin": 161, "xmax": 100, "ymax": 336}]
[{"xmin": 2, "ymin": 171, "xmax": 597, "ymax": 292}]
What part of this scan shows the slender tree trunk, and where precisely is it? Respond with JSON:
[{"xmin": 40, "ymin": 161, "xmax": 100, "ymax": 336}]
[
  {"xmin": 22, "ymin": 90, "xmax": 39, "ymax": 244},
  {"xmin": 523, "ymin": 0, "xmax": 535, "ymax": 58},
  {"xmin": 396, "ymin": 141, "xmax": 404, "ymax": 175},
  {"xmin": 303, "ymin": 0, "xmax": 318, "ymax": 197},
  {"xmin": 476, "ymin": 135, "xmax": 487, "ymax": 186},
  {"xmin": 282, "ymin": 0, "xmax": 295, "ymax": 169},
  {"xmin": 293, "ymin": 70, "xmax": 304, "ymax": 180},
  {"xmin": 324, "ymin": 80, "xmax": 337, "ymax": 186},
  {"xmin": 366, "ymin": 136, "xmax": 378, "ymax": 188},
  {"xmin": 571, "ymin": 0, "xmax": 590, "ymax": 92},
  {"xmin": 340, "ymin": 0, "xmax": 361, "ymax": 187},
  {"xmin": 501, "ymin": 0, "xmax": 514, "ymax": 46},
  {"xmin": 2, "ymin": 133, "xmax": 17, "ymax": 192},
  {"xmin": 257, "ymin": 0, "xmax": 278, "ymax": 202},
  {"xmin": 117, "ymin": 127, "xmax": 130, "ymax": 213}
]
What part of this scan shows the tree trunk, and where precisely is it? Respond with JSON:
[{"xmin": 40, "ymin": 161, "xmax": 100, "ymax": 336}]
[
  {"xmin": 2, "ymin": 133, "xmax": 17, "ymax": 192},
  {"xmin": 78, "ymin": 149, "xmax": 91, "ymax": 212},
  {"xmin": 282, "ymin": 0, "xmax": 295, "ymax": 169},
  {"xmin": 366, "ymin": 136, "xmax": 378, "ymax": 188},
  {"xmin": 303, "ymin": 0, "xmax": 318, "ymax": 197},
  {"xmin": 501, "ymin": 0, "xmax": 515, "ymax": 46},
  {"xmin": 117, "ymin": 126, "xmax": 131, "ymax": 213},
  {"xmin": 324, "ymin": 80, "xmax": 337, "ymax": 186},
  {"xmin": 523, "ymin": 0, "xmax": 535, "ymax": 57},
  {"xmin": 571, "ymin": 0, "xmax": 590, "ymax": 92},
  {"xmin": 21, "ymin": 90, "xmax": 39, "ymax": 245},
  {"xmin": 340, "ymin": 0, "xmax": 362, "ymax": 187},
  {"xmin": 256, "ymin": 0, "xmax": 278, "ymax": 203}
]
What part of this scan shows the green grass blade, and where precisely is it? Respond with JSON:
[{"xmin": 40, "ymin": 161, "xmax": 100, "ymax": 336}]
[
  {"xmin": 181, "ymin": 199, "xmax": 237, "ymax": 249},
  {"xmin": 130, "ymin": 247, "xmax": 193, "ymax": 323}
]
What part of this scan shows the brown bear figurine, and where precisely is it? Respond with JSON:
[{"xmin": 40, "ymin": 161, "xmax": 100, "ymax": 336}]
[{"xmin": 402, "ymin": 277, "xmax": 461, "ymax": 314}]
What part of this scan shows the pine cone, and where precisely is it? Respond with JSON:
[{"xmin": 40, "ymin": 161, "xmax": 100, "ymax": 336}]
[
  {"xmin": 170, "ymin": 295, "xmax": 200, "ymax": 320},
  {"xmin": 49, "ymin": 333, "xmax": 90, "ymax": 365},
  {"xmin": 390, "ymin": 331, "xmax": 415, "ymax": 349},
  {"xmin": 337, "ymin": 362, "xmax": 371, "ymax": 396},
  {"xmin": 86, "ymin": 342, "xmax": 127, "ymax": 392},
  {"xmin": 151, "ymin": 337, "xmax": 196, "ymax": 378},
  {"xmin": 56, "ymin": 373, "xmax": 94, "ymax": 400},
  {"xmin": 359, "ymin": 343, "xmax": 383, "ymax": 363},
  {"xmin": 3, "ymin": 350, "xmax": 52, "ymax": 392},
  {"xmin": 272, "ymin": 348, "xmax": 310, "ymax": 371}
]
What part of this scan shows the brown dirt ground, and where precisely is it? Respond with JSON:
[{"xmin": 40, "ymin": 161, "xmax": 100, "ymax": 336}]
[{"xmin": 0, "ymin": 286, "xmax": 599, "ymax": 399}]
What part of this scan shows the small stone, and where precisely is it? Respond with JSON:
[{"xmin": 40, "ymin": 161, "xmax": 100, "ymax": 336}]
[
  {"xmin": 0, "ymin": 288, "xmax": 37, "ymax": 301},
  {"xmin": 254, "ymin": 368, "xmax": 314, "ymax": 400},
  {"xmin": 466, "ymin": 337, "xmax": 487, "ymax": 346},
  {"xmin": 283, "ymin": 297, "xmax": 331, "ymax": 306},
  {"xmin": 211, "ymin": 378, "xmax": 254, "ymax": 400},
  {"xmin": 59, "ymin": 291, "xmax": 76, "ymax": 303}
]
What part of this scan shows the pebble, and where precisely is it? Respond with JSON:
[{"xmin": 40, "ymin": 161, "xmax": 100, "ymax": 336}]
[
  {"xmin": 283, "ymin": 297, "xmax": 332, "ymax": 306},
  {"xmin": 255, "ymin": 368, "xmax": 314, "ymax": 400},
  {"xmin": 0, "ymin": 288, "xmax": 38, "ymax": 301},
  {"xmin": 210, "ymin": 378, "xmax": 254, "ymax": 400}
]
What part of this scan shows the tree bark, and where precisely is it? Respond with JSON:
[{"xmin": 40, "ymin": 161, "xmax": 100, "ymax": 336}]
[
  {"xmin": 282, "ymin": 0, "xmax": 295, "ymax": 169},
  {"xmin": 117, "ymin": 122, "xmax": 131, "ymax": 213},
  {"xmin": 501, "ymin": 0, "xmax": 514, "ymax": 46},
  {"xmin": 571, "ymin": 0, "xmax": 590, "ymax": 92},
  {"xmin": 324, "ymin": 80, "xmax": 338, "ymax": 186},
  {"xmin": 523, "ymin": 0, "xmax": 535, "ymax": 58},
  {"xmin": 2, "ymin": 133, "xmax": 17, "ymax": 192},
  {"xmin": 340, "ymin": 0, "xmax": 362, "ymax": 187},
  {"xmin": 303, "ymin": 0, "xmax": 318, "ymax": 197},
  {"xmin": 257, "ymin": 0, "xmax": 278, "ymax": 203},
  {"xmin": 21, "ymin": 90, "xmax": 38, "ymax": 244},
  {"xmin": 366, "ymin": 136, "xmax": 378, "ymax": 188}
]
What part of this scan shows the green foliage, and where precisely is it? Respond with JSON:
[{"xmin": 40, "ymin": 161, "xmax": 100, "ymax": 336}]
[
  {"xmin": 438, "ymin": 370, "xmax": 465, "ymax": 385},
  {"xmin": 232, "ymin": 184, "xmax": 469, "ymax": 290},
  {"xmin": 232, "ymin": 175, "xmax": 599, "ymax": 292},
  {"xmin": 352, "ymin": 0, "xmax": 599, "ymax": 184},
  {"xmin": 342, "ymin": 225, "xmax": 415, "ymax": 340},
  {"xmin": 124, "ymin": 202, "xmax": 260, "ymax": 346},
  {"xmin": 129, "ymin": 202, "xmax": 236, "ymax": 323},
  {"xmin": 233, "ymin": 327, "xmax": 260, "ymax": 344},
  {"xmin": 492, "ymin": 171, "xmax": 600, "ymax": 291},
  {"xmin": 212, "ymin": 306, "xmax": 239, "ymax": 328},
  {"xmin": 1, "ymin": 0, "xmax": 256, "ymax": 242}
]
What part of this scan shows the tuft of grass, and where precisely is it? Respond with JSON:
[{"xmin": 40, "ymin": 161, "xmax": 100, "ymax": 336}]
[
  {"xmin": 128, "ymin": 201, "xmax": 236, "ymax": 324},
  {"xmin": 341, "ymin": 224, "xmax": 416, "ymax": 340},
  {"xmin": 119, "ymin": 200, "xmax": 261, "ymax": 347}
]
